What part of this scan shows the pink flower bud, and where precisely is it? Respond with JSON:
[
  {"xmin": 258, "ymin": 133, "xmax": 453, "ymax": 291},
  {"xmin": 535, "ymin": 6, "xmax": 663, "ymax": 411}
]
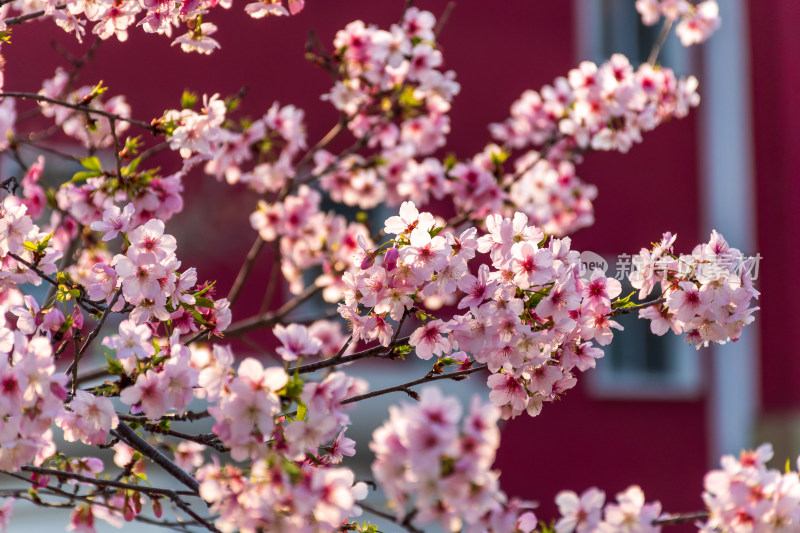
[{"xmin": 384, "ymin": 247, "xmax": 398, "ymax": 271}]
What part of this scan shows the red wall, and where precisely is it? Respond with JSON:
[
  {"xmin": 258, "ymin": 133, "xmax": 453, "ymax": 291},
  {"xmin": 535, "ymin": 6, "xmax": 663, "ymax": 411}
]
[{"xmin": 748, "ymin": 0, "xmax": 800, "ymax": 412}]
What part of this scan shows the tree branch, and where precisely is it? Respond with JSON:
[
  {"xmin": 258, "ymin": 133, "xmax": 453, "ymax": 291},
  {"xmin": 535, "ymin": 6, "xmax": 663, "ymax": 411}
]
[
  {"xmin": 288, "ymin": 336, "xmax": 411, "ymax": 375},
  {"xmin": 111, "ymin": 422, "xmax": 200, "ymax": 495},
  {"xmin": 0, "ymin": 91, "xmax": 157, "ymax": 132},
  {"xmin": 341, "ymin": 364, "xmax": 487, "ymax": 406},
  {"xmin": 648, "ymin": 18, "xmax": 675, "ymax": 66},
  {"xmin": 66, "ymin": 288, "xmax": 122, "ymax": 391},
  {"xmin": 226, "ymin": 236, "xmax": 265, "ymax": 306},
  {"xmin": 21, "ymin": 466, "xmax": 197, "ymax": 497},
  {"xmin": 223, "ymin": 282, "xmax": 322, "ymax": 337},
  {"xmin": 654, "ymin": 511, "xmax": 709, "ymax": 525}
]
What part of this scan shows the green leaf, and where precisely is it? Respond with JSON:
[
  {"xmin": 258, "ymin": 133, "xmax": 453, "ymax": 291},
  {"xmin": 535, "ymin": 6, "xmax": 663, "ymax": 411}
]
[
  {"xmin": 393, "ymin": 344, "xmax": 413, "ymax": 356},
  {"xmin": 91, "ymin": 81, "xmax": 108, "ymax": 98},
  {"xmin": 187, "ymin": 308, "xmax": 214, "ymax": 327},
  {"xmin": 296, "ymin": 402, "xmax": 307, "ymax": 421},
  {"xmin": 443, "ymin": 153, "xmax": 458, "ymax": 171},
  {"xmin": 181, "ymin": 90, "xmax": 198, "ymax": 110},
  {"xmin": 68, "ymin": 171, "xmax": 94, "ymax": 184},
  {"xmin": 490, "ymin": 148, "xmax": 509, "ymax": 168},
  {"xmin": 193, "ymin": 281, "xmax": 216, "ymax": 297},
  {"xmin": 194, "ymin": 296, "xmax": 216, "ymax": 309},
  {"xmin": 123, "ymin": 156, "xmax": 143, "ymax": 177},
  {"xmin": 398, "ymin": 85, "xmax": 423, "ymax": 108},
  {"xmin": 105, "ymin": 354, "xmax": 125, "ymax": 376},
  {"xmin": 611, "ymin": 290, "xmax": 638, "ymax": 309},
  {"xmin": 80, "ymin": 156, "xmax": 102, "ymax": 172},
  {"xmin": 305, "ymin": 452, "xmax": 323, "ymax": 466}
]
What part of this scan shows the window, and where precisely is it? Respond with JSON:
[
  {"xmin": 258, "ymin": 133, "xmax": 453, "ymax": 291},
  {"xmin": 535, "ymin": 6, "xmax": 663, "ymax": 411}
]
[
  {"xmin": 574, "ymin": 0, "xmax": 692, "ymax": 75},
  {"xmin": 572, "ymin": 3, "xmax": 702, "ymax": 399}
]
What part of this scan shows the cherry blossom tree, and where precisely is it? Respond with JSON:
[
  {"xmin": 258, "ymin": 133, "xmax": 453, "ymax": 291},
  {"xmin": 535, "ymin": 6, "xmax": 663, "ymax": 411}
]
[{"xmin": 0, "ymin": 0, "xmax": 779, "ymax": 531}]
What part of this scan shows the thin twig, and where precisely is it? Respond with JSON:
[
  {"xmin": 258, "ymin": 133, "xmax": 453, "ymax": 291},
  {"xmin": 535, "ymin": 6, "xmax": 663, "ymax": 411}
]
[
  {"xmin": 341, "ymin": 364, "xmax": 486, "ymax": 406},
  {"xmin": 110, "ymin": 117, "xmax": 124, "ymax": 178},
  {"xmin": 289, "ymin": 335, "xmax": 411, "ymax": 375},
  {"xmin": 117, "ymin": 410, "xmax": 211, "ymax": 423},
  {"xmin": 654, "ymin": 511, "xmax": 709, "ymax": 525},
  {"xmin": 224, "ymin": 282, "xmax": 322, "ymax": 337},
  {"xmin": 0, "ymin": 91, "xmax": 157, "ymax": 131},
  {"xmin": 226, "ymin": 236, "xmax": 265, "ymax": 306},
  {"xmin": 257, "ymin": 240, "xmax": 281, "ymax": 315},
  {"xmin": 4, "ymin": 4, "xmax": 66, "ymax": 25},
  {"xmin": 1, "ymin": 472, "xmax": 199, "ymax": 532},
  {"xmin": 7, "ymin": 252, "xmax": 104, "ymax": 315},
  {"xmin": 648, "ymin": 18, "xmax": 675, "ymax": 65},
  {"xmin": 360, "ymin": 502, "xmax": 423, "ymax": 533},
  {"xmin": 66, "ymin": 288, "xmax": 122, "ymax": 390},
  {"xmin": 610, "ymin": 297, "xmax": 666, "ymax": 316},
  {"xmin": 433, "ymin": 1, "xmax": 456, "ymax": 38},
  {"xmin": 111, "ymin": 422, "xmax": 201, "ymax": 495},
  {"xmin": 21, "ymin": 466, "xmax": 197, "ymax": 497}
]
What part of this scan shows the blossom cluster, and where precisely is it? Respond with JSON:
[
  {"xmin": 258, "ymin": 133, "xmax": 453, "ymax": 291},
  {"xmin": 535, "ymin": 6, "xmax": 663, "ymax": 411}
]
[
  {"xmin": 39, "ymin": 68, "xmax": 131, "ymax": 149},
  {"xmin": 636, "ymin": 0, "xmax": 721, "ymax": 46},
  {"xmin": 631, "ymin": 230, "xmax": 760, "ymax": 348},
  {"xmin": 340, "ymin": 202, "xmax": 759, "ymax": 420},
  {"xmin": 194, "ymin": 355, "xmax": 369, "ymax": 531},
  {"xmin": 197, "ymin": 457, "xmax": 366, "ymax": 533},
  {"xmin": 37, "ymin": 70, "xmax": 185, "ymax": 229},
  {"xmin": 0, "ymin": 329, "xmax": 67, "ymax": 471},
  {"xmin": 370, "ymin": 387, "xmax": 538, "ymax": 532},
  {"xmin": 342, "ymin": 202, "xmax": 620, "ymax": 419},
  {"xmin": 554, "ymin": 485, "xmax": 662, "ymax": 533},
  {"xmin": 701, "ymin": 443, "xmax": 800, "ymax": 531},
  {"xmin": 250, "ymin": 184, "xmax": 373, "ymax": 297},
  {"xmin": 0, "ymin": 0, "xmax": 304, "ymax": 51},
  {"xmin": 488, "ymin": 55, "xmax": 700, "ymax": 234},
  {"xmin": 324, "ymin": 7, "xmax": 458, "ymax": 155}
]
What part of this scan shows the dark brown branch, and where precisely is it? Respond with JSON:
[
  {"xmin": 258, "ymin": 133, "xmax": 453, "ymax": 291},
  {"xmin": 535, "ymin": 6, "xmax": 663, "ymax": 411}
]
[
  {"xmin": 341, "ymin": 364, "xmax": 487, "ymax": 406},
  {"xmin": 118, "ymin": 410, "xmax": 211, "ymax": 423},
  {"xmin": 111, "ymin": 422, "xmax": 200, "ymax": 495},
  {"xmin": 66, "ymin": 288, "xmax": 122, "ymax": 390},
  {"xmin": 223, "ymin": 282, "xmax": 322, "ymax": 337},
  {"xmin": 654, "ymin": 511, "xmax": 709, "ymax": 525},
  {"xmin": 226, "ymin": 236, "xmax": 265, "ymax": 306},
  {"xmin": 0, "ymin": 91, "xmax": 157, "ymax": 131},
  {"xmin": 288, "ymin": 335, "xmax": 411, "ymax": 375},
  {"xmin": 21, "ymin": 466, "xmax": 196, "ymax": 497},
  {"xmin": 257, "ymin": 239, "xmax": 282, "ymax": 315},
  {"xmin": 7, "ymin": 252, "xmax": 104, "ymax": 315},
  {"xmin": 5, "ymin": 4, "xmax": 66, "ymax": 25},
  {"xmin": 360, "ymin": 502, "xmax": 423, "ymax": 533},
  {"xmin": 17, "ymin": 468, "xmax": 219, "ymax": 532},
  {"xmin": 2, "ymin": 472, "xmax": 198, "ymax": 532}
]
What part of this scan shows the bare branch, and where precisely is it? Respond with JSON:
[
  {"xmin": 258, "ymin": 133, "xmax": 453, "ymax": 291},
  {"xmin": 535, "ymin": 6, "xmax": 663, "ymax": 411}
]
[
  {"xmin": 111, "ymin": 422, "xmax": 200, "ymax": 495},
  {"xmin": 0, "ymin": 91, "xmax": 157, "ymax": 132}
]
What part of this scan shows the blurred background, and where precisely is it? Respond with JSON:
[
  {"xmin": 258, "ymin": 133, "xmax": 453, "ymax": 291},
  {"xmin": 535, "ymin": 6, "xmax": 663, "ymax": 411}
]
[{"xmin": 3, "ymin": 0, "xmax": 799, "ymax": 530}]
